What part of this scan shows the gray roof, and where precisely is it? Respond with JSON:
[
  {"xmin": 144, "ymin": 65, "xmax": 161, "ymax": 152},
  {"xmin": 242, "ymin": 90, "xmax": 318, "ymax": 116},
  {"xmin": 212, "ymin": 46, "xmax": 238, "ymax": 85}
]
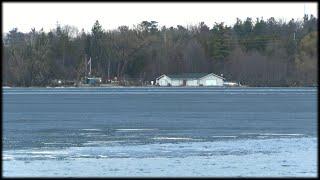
[
  {"xmin": 166, "ymin": 73, "xmax": 210, "ymax": 79},
  {"xmin": 157, "ymin": 73, "xmax": 225, "ymax": 80}
]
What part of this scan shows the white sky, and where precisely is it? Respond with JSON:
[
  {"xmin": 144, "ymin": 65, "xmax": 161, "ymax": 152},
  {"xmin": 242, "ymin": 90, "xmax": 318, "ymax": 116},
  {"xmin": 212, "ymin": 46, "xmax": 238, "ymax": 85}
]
[{"xmin": 3, "ymin": 2, "xmax": 318, "ymax": 33}]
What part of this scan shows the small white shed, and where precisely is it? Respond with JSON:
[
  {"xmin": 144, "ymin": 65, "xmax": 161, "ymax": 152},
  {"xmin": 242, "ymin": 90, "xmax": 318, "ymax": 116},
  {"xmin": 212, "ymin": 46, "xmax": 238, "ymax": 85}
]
[
  {"xmin": 156, "ymin": 74, "xmax": 171, "ymax": 86},
  {"xmin": 198, "ymin": 73, "xmax": 224, "ymax": 86}
]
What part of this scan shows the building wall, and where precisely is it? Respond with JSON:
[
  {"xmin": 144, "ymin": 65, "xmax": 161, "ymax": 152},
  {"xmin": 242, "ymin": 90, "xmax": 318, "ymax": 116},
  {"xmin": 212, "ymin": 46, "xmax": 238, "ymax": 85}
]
[
  {"xmin": 186, "ymin": 79, "xmax": 198, "ymax": 86},
  {"xmin": 171, "ymin": 79, "xmax": 183, "ymax": 86},
  {"xmin": 199, "ymin": 74, "xmax": 224, "ymax": 86}
]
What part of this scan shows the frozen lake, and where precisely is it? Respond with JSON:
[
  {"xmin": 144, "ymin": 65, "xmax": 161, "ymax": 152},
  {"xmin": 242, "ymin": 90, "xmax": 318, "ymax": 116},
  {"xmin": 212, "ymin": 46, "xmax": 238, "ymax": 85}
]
[{"xmin": 2, "ymin": 87, "xmax": 318, "ymax": 177}]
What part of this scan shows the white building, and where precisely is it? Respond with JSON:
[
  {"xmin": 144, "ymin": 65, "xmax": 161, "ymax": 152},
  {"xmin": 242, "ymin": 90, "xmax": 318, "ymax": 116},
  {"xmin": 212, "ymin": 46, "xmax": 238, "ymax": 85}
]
[{"xmin": 156, "ymin": 73, "xmax": 225, "ymax": 86}]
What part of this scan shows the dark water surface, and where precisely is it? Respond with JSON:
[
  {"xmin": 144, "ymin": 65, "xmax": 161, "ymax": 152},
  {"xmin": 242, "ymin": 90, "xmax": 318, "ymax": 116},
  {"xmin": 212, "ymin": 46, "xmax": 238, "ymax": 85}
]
[{"xmin": 3, "ymin": 87, "xmax": 317, "ymax": 150}]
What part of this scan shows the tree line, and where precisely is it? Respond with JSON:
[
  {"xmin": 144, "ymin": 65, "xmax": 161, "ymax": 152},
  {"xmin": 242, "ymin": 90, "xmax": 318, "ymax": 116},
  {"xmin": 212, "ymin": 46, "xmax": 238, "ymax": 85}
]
[{"xmin": 2, "ymin": 15, "xmax": 317, "ymax": 86}]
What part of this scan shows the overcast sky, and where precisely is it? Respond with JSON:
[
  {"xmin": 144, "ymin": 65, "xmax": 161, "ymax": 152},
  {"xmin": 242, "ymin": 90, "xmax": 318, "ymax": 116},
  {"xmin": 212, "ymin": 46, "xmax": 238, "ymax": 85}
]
[{"xmin": 3, "ymin": 2, "xmax": 318, "ymax": 33}]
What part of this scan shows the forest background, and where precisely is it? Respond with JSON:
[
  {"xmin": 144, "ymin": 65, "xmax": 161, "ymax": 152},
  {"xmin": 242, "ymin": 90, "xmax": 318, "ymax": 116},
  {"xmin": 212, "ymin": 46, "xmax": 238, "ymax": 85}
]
[{"xmin": 2, "ymin": 15, "xmax": 317, "ymax": 86}]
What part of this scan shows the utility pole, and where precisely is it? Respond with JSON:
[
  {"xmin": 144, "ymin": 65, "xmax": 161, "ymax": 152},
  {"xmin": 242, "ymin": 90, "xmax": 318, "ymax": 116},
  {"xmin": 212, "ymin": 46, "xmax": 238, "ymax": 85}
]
[
  {"xmin": 89, "ymin": 57, "xmax": 92, "ymax": 76},
  {"xmin": 85, "ymin": 55, "xmax": 92, "ymax": 77},
  {"xmin": 85, "ymin": 55, "xmax": 87, "ymax": 76},
  {"xmin": 292, "ymin": 29, "xmax": 298, "ymax": 85},
  {"xmin": 107, "ymin": 60, "xmax": 110, "ymax": 83},
  {"xmin": 5, "ymin": 58, "xmax": 8, "ymax": 86},
  {"xmin": 293, "ymin": 31, "xmax": 297, "ymax": 61}
]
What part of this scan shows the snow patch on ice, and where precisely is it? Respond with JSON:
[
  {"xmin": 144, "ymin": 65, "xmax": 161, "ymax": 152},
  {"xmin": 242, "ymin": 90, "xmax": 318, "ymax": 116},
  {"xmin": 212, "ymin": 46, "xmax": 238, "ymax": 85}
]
[
  {"xmin": 259, "ymin": 133, "xmax": 304, "ymax": 136},
  {"xmin": 212, "ymin": 136, "xmax": 237, "ymax": 138},
  {"xmin": 116, "ymin": 128, "xmax": 157, "ymax": 131},
  {"xmin": 3, "ymin": 137, "xmax": 317, "ymax": 177},
  {"xmin": 81, "ymin": 129, "xmax": 102, "ymax": 131},
  {"xmin": 152, "ymin": 137, "xmax": 193, "ymax": 140}
]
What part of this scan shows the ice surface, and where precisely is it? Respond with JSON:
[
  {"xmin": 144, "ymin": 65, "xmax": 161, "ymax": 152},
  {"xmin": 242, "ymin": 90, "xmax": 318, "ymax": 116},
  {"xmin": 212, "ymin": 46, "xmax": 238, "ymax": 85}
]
[
  {"xmin": 3, "ymin": 137, "xmax": 317, "ymax": 177},
  {"xmin": 3, "ymin": 87, "xmax": 317, "ymax": 177}
]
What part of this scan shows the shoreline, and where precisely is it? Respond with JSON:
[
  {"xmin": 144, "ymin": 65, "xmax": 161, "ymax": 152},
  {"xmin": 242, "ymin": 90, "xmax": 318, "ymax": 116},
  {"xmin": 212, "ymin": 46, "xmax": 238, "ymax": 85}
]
[{"xmin": 2, "ymin": 85, "xmax": 317, "ymax": 88}]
